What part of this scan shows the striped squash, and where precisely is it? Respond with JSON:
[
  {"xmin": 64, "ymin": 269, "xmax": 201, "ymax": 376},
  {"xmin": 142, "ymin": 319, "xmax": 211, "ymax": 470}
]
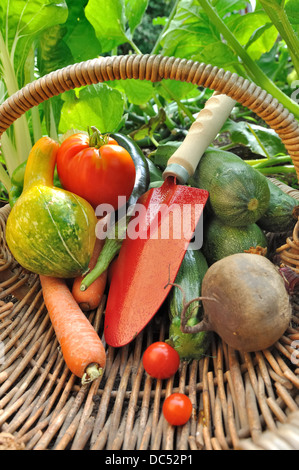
[{"xmin": 6, "ymin": 137, "xmax": 97, "ymax": 278}]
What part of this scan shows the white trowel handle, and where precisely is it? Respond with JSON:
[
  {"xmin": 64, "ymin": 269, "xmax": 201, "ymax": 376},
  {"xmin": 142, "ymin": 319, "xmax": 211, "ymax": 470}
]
[{"xmin": 163, "ymin": 93, "xmax": 236, "ymax": 183}]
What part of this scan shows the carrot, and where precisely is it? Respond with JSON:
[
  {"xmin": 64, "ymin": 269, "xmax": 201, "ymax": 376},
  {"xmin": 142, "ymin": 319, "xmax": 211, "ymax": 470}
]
[
  {"xmin": 40, "ymin": 274, "xmax": 106, "ymax": 385},
  {"xmin": 72, "ymin": 237, "xmax": 107, "ymax": 311}
]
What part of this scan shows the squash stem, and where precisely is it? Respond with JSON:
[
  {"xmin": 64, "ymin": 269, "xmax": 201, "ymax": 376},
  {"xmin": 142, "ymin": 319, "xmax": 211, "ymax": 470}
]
[{"xmin": 23, "ymin": 138, "xmax": 59, "ymax": 192}]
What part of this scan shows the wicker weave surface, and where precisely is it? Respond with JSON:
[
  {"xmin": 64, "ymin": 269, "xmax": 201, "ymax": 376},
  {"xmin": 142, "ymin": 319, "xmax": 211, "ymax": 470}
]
[{"xmin": 0, "ymin": 54, "xmax": 299, "ymax": 450}]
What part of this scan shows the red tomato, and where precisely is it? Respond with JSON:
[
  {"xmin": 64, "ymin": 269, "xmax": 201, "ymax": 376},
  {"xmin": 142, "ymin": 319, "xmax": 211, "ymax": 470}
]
[
  {"xmin": 162, "ymin": 393, "xmax": 192, "ymax": 426},
  {"xmin": 56, "ymin": 132, "xmax": 136, "ymax": 210},
  {"xmin": 142, "ymin": 341, "xmax": 180, "ymax": 379}
]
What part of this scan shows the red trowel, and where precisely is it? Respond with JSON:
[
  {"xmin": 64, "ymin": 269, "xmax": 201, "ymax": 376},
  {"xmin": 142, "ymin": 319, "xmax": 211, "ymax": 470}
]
[{"xmin": 104, "ymin": 93, "xmax": 236, "ymax": 347}]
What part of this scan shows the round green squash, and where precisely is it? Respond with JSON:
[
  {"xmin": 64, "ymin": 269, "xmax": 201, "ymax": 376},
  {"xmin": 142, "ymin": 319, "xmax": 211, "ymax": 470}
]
[
  {"xmin": 6, "ymin": 137, "xmax": 97, "ymax": 278},
  {"xmin": 189, "ymin": 149, "xmax": 270, "ymax": 227},
  {"xmin": 257, "ymin": 179, "xmax": 298, "ymax": 233},
  {"xmin": 202, "ymin": 216, "xmax": 268, "ymax": 265}
]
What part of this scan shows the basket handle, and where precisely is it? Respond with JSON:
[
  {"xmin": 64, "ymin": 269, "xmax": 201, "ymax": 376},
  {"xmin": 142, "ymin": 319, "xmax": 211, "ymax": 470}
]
[{"xmin": 0, "ymin": 53, "xmax": 299, "ymax": 180}]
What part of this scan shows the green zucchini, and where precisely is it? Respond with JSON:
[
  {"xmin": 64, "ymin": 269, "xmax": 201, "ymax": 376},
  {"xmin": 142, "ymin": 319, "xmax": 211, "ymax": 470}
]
[
  {"xmin": 189, "ymin": 148, "xmax": 270, "ymax": 227},
  {"xmin": 202, "ymin": 216, "xmax": 268, "ymax": 265},
  {"xmin": 257, "ymin": 179, "xmax": 298, "ymax": 233},
  {"xmin": 167, "ymin": 249, "xmax": 211, "ymax": 360}
]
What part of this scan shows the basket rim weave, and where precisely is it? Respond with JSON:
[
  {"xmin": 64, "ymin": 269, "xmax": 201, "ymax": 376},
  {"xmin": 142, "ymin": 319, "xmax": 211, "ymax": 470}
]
[
  {"xmin": 0, "ymin": 54, "xmax": 299, "ymax": 451},
  {"xmin": 0, "ymin": 54, "xmax": 299, "ymax": 176}
]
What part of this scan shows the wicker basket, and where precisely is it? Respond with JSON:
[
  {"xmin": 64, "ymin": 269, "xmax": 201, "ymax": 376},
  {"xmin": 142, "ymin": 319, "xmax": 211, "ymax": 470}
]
[{"xmin": 0, "ymin": 54, "xmax": 299, "ymax": 451}]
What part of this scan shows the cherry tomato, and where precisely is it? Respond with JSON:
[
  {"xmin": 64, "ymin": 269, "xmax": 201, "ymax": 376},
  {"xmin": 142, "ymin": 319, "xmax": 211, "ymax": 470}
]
[
  {"xmin": 142, "ymin": 341, "xmax": 180, "ymax": 379},
  {"xmin": 56, "ymin": 131, "xmax": 136, "ymax": 210},
  {"xmin": 162, "ymin": 393, "xmax": 192, "ymax": 426}
]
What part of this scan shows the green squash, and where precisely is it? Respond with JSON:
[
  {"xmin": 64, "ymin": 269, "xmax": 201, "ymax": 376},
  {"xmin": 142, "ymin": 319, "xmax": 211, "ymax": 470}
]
[
  {"xmin": 167, "ymin": 249, "xmax": 211, "ymax": 360},
  {"xmin": 202, "ymin": 216, "xmax": 268, "ymax": 265},
  {"xmin": 257, "ymin": 179, "xmax": 298, "ymax": 233},
  {"xmin": 189, "ymin": 149, "xmax": 270, "ymax": 227},
  {"xmin": 6, "ymin": 137, "xmax": 97, "ymax": 278}
]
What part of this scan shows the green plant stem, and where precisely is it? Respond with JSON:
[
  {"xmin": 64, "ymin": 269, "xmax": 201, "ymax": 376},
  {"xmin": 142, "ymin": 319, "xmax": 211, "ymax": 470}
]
[
  {"xmin": 150, "ymin": 135, "xmax": 160, "ymax": 147},
  {"xmin": 246, "ymin": 123, "xmax": 271, "ymax": 159},
  {"xmin": 0, "ymin": 163, "xmax": 11, "ymax": 192},
  {"xmin": 257, "ymin": 165, "xmax": 296, "ymax": 175},
  {"xmin": 196, "ymin": 0, "xmax": 299, "ymax": 120},
  {"xmin": 261, "ymin": 156, "xmax": 293, "ymax": 167},
  {"xmin": 245, "ymin": 158, "xmax": 269, "ymax": 166},
  {"xmin": 160, "ymin": 82, "xmax": 196, "ymax": 123},
  {"xmin": 218, "ymin": 143, "xmax": 238, "ymax": 151},
  {"xmin": 151, "ymin": 0, "xmax": 181, "ymax": 55},
  {"xmin": 152, "ymin": 95, "xmax": 177, "ymax": 130},
  {"xmin": 246, "ymin": 155, "xmax": 293, "ymax": 168},
  {"xmin": 127, "ymin": 38, "xmax": 142, "ymax": 54},
  {"xmin": 26, "ymin": 45, "xmax": 42, "ymax": 143},
  {"xmin": 0, "ymin": 32, "xmax": 19, "ymax": 98},
  {"xmin": 259, "ymin": 0, "xmax": 299, "ymax": 77},
  {"xmin": 0, "ymin": 31, "xmax": 32, "ymax": 170},
  {"xmin": 128, "ymin": 34, "xmax": 196, "ymax": 124},
  {"xmin": 0, "ymin": 133, "xmax": 19, "ymax": 176}
]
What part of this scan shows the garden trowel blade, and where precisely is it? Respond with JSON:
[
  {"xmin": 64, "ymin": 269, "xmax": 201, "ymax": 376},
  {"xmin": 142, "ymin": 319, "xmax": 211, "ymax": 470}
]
[{"xmin": 104, "ymin": 176, "xmax": 208, "ymax": 348}]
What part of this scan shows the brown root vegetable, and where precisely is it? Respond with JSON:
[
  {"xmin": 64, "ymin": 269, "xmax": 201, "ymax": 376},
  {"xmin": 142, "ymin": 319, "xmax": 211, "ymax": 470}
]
[{"xmin": 180, "ymin": 253, "xmax": 292, "ymax": 352}]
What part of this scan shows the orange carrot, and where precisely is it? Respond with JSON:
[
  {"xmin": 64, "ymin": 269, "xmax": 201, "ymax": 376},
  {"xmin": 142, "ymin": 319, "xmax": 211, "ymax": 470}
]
[
  {"xmin": 72, "ymin": 237, "xmax": 108, "ymax": 311},
  {"xmin": 40, "ymin": 274, "xmax": 106, "ymax": 384}
]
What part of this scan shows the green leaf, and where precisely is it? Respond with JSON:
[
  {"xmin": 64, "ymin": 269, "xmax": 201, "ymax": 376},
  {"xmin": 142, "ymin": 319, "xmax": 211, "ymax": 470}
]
[
  {"xmin": 259, "ymin": 0, "xmax": 299, "ymax": 76},
  {"xmin": 59, "ymin": 83, "xmax": 125, "ymax": 134},
  {"xmin": 223, "ymin": 120, "xmax": 287, "ymax": 158},
  {"xmin": 285, "ymin": 0, "xmax": 299, "ymax": 35},
  {"xmin": 108, "ymin": 79, "xmax": 155, "ymax": 105},
  {"xmin": 37, "ymin": 25, "xmax": 74, "ymax": 76},
  {"xmin": 84, "ymin": 0, "xmax": 148, "ymax": 53},
  {"xmin": 194, "ymin": 41, "xmax": 239, "ymax": 71},
  {"xmin": 161, "ymin": 1, "xmax": 219, "ymax": 57},
  {"xmin": 156, "ymin": 80, "xmax": 198, "ymax": 102},
  {"xmin": 0, "ymin": 0, "xmax": 68, "ymax": 86},
  {"xmin": 257, "ymin": 40, "xmax": 291, "ymax": 84},
  {"xmin": 258, "ymin": 0, "xmax": 285, "ymax": 7},
  {"xmin": 125, "ymin": 0, "xmax": 149, "ymax": 34},
  {"xmin": 225, "ymin": 12, "xmax": 278, "ymax": 60},
  {"xmin": 62, "ymin": 0, "xmax": 102, "ymax": 62},
  {"xmin": 130, "ymin": 108, "xmax": 166, "ymax": 141},
  {"xmin": 160, "ymin": 0, "xmax": 240, "ymax": 72},
  {"xmin": 212, "ymin": 0, "xmax": 248, "ymax": 16},
  {"xmin": 85, "ymin": 0, "xmax": 128, "ymax": 53},
  {"xmin": 152, "ymin": 141, "xmax": 182, "ymax": 169}
]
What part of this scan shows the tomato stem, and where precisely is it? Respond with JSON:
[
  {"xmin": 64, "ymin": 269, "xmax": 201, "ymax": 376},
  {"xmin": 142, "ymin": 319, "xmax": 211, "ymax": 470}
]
[{"xmin": 89, "ymin": 126, "xmax": 110, "ymax": 148}]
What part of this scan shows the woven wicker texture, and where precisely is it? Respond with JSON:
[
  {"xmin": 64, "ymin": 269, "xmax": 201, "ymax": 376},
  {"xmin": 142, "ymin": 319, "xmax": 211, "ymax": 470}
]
[{"xmin": 0, "ymin": 54, "xmax": 299, "ymax": 450}]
